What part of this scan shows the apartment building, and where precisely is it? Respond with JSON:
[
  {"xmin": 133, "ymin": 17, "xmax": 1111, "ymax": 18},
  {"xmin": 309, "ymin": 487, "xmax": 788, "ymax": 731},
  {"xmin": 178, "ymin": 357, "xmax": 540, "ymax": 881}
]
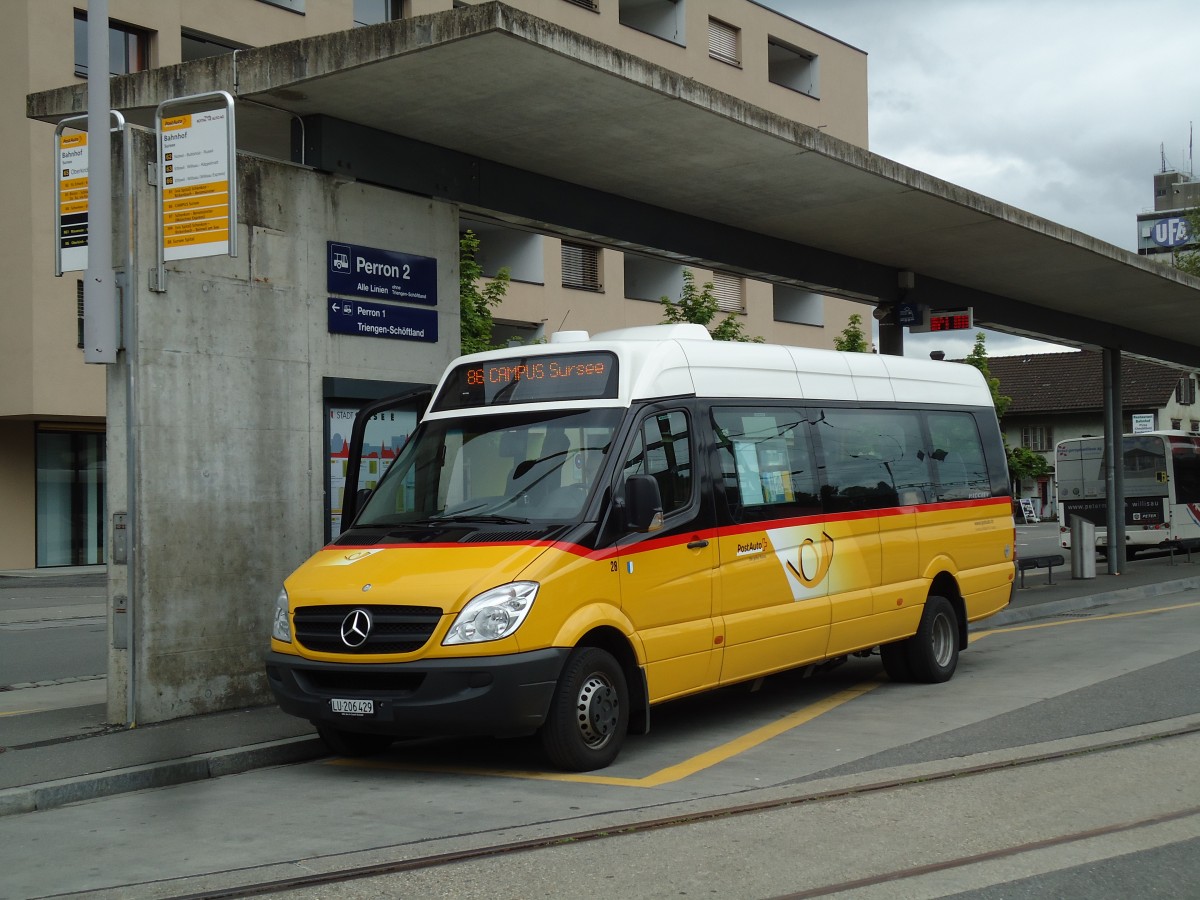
[{"xmin": 2, "ymin": 0, "xmax": 869, "ymax": 570}]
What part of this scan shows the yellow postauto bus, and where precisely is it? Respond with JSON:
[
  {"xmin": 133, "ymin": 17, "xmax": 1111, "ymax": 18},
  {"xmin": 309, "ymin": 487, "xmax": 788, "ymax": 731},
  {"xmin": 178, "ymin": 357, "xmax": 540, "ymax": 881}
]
[{"xmin": 266, "ymin": 324, "xmax": 1015, "ymax": 770}]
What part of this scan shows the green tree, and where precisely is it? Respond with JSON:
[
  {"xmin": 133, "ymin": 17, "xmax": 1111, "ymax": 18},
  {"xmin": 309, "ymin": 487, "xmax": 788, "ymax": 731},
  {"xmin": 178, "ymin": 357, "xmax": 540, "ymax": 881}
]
[
  {"xmin": 963, "ymin": 331, "xmax": 1012, "ymax": 418},
  {"xmin": 833, "ymin": 312, "xmax": 871, "ymax": 352},
  {"xmin": 459, "ymin": 230, "xmax": 510, "ymax": 355},
  {"xmin": 1007, "ymin": 445, "xmax": 1050, "ymax": 496},
  {"xmin": 1171, "ymin": 207, "xmax": 1200, "ymax": 276},
  {"xmin": 661, "ymin": 270, "xmax": 764, "ymax": 342}
]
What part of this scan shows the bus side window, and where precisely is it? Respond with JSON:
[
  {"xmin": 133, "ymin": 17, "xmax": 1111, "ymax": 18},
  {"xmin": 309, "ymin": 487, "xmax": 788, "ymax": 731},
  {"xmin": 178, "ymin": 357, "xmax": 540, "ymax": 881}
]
[
  {"xmin": 622, "ymin": 410, "xmax": 693, "ymax": 516},
  {"xmin": 926, "ymin": 412, "xmax": 989, "ymax": 500},
  {"xmin": 711, "ymin": 406, "xmax": 820, "ymax": 523},
  {"xmin": 816, "ymin": 408, "xmax": 929, "ymax": 511}
]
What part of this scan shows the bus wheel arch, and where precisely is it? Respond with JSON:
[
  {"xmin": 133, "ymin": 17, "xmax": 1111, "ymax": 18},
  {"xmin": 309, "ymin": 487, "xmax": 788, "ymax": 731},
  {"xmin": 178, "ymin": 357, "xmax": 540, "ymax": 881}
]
[{"xmin": 573, "ymin": 626, "xmax": 649, "ymax": 735}]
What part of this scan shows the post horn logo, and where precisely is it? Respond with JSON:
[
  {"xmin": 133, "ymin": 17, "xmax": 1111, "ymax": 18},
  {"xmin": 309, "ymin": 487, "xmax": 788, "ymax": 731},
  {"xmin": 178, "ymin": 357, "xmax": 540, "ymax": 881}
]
[{"xmin": 786, "ymin": 531, "xmax": 835, "ymax": 589}]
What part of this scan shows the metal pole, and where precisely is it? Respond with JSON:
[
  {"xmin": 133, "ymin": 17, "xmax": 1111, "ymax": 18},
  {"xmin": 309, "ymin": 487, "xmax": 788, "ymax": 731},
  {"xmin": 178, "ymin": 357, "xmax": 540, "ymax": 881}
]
[
  {"xmin": 1110, "ymin": 350, "xmax": 1126, "ymax": 566},
  {"xmin": 85, "ymin": 0, "xmax": 117, "ymax": 363},
  {"xmin": 1102, "ymin": 348, "xmax": 1120, "ymax": 575}
]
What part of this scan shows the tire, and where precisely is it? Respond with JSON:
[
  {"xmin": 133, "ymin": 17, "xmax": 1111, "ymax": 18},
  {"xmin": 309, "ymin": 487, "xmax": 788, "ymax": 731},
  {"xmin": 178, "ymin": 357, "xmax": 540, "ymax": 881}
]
[
  {"xmin": 316, "ymin": 725, "xmax": 394, "ymax": 757},
  {"xmin": 539, "ymin": 647, "xmax": 629, "ymax": 772},
  {"xmin": 879, "ymin": 641, "xmax": 913, "ymax": 682},
  {"xmin": 903, "ymin": 595, "xmax": 960, "ymax": 683}
]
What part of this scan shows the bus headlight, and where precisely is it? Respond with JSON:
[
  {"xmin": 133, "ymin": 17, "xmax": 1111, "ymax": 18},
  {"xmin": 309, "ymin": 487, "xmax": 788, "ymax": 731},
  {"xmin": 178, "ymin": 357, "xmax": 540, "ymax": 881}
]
[
  {"xmin": 444, "ymin": 582, "xmax": 538, "ymax": 645},
  {"xmin": 272, "ymin": 588, "xmax": 292, "ymax": 643}
]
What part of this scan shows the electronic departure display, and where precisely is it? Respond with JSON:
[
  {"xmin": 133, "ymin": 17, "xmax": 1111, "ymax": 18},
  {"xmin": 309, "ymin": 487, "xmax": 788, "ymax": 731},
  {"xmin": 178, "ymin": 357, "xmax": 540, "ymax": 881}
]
[{"xmin": 432, "ymin": 351, "xmax": 619, "ymax": 410}]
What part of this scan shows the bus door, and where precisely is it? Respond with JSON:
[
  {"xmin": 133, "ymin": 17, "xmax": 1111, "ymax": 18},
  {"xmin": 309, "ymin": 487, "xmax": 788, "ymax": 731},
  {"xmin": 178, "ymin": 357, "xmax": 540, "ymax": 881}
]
[
  {"xmin": 708, "ymin": 405, "xmax": 832, "ymax": 685},
  {"xmin": 812, "ymin": 407, "xmax": 897, "ymax": 655},
  {"xmin": 614, "ymin": 405, "xmax": 720, "ymax": 701}
]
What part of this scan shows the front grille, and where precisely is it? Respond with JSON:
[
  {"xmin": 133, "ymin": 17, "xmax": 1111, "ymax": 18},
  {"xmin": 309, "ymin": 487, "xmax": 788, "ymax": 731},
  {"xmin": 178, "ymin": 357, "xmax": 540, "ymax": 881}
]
[
  {"xmin": 294, "ymin": 604, "xmax": 442, "ymax": 654},
  {"xmin": 298, "ymin": 669, "xmax": 426, "ymax": 696}
]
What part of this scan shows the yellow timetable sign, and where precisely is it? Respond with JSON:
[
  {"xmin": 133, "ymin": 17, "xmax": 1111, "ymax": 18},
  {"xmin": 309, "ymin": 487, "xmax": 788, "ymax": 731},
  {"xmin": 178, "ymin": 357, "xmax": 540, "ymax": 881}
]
[
  {"xmin": 57, "ymin": 131, "xmax": 89, "ymax": 270},
  {"xmin": 158, "ymin": 107, "xmax": 232, "ymax": 261}
]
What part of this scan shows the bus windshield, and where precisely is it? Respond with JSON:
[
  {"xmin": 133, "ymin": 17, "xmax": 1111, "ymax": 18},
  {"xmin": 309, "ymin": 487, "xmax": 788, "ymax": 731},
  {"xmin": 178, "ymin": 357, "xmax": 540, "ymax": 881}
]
[{"xmin": 353, "ymin": 407, "xmax": 623, "ymax": 527}]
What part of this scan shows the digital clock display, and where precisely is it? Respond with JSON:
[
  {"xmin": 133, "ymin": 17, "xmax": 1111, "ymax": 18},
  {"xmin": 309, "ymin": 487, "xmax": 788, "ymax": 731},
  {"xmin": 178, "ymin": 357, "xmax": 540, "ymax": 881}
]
[
  {"xmin": 432, "ymin": 351, "xmax": 619, "ymax": 410},
  {"xmin": 929, "ymin": 312, "xmax": 973, "ymax": 331}
]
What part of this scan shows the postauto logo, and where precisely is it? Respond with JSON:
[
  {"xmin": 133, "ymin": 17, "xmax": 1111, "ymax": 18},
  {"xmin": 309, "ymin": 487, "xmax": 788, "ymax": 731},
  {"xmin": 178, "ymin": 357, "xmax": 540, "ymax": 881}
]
[{"xmin": 1152, "ymin": 217, "xmax": 1193, "ymax": 248}]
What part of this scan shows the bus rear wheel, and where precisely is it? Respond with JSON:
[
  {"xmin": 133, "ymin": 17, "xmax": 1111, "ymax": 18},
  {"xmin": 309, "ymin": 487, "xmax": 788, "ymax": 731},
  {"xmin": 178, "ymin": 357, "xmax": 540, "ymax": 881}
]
[
  {"xmin": 540, "ymin": 647, "xmax": 629, "ymax": 771},
  {"xmin": 902, "ymin": 595, "xmax": 960, "ymax": 683}
]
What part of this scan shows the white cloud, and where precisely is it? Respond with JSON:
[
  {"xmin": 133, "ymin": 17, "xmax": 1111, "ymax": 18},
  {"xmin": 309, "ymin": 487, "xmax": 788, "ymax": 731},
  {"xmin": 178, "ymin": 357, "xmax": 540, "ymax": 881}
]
[{"xmin": 763, "ymin": 0, "xmax": 1199, "ymax": 358}]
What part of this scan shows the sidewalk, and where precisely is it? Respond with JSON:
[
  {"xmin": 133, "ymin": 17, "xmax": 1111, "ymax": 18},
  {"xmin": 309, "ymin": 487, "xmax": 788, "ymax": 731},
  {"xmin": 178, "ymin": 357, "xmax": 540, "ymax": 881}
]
[{"xmin": 2, "ymin": 553, "xmax": 1199, "ymax": 819}]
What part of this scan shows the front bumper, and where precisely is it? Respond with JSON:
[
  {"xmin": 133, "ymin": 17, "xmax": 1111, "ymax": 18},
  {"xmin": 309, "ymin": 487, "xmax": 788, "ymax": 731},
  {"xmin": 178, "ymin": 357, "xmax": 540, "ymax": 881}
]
[{"xmin": 264, "ymin": 648, "xmax": 569, "ymax": 738}]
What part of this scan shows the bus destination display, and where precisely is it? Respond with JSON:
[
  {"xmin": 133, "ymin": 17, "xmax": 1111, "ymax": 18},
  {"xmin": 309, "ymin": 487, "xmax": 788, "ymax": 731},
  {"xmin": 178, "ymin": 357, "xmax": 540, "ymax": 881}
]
[{"xmin": 434, "ymin": 352, "xmax": 618, "ymax": 410}]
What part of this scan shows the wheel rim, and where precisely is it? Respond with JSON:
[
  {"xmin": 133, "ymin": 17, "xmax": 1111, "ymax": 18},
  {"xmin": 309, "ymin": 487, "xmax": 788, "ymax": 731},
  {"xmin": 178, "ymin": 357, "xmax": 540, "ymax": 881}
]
[
  {"xmin": 575, "ymin": 671, "xmax": 620, "ymax": 749},
  {"xmin": 931, "ymin": 611, "xmax": 955, "ymax": 667}
]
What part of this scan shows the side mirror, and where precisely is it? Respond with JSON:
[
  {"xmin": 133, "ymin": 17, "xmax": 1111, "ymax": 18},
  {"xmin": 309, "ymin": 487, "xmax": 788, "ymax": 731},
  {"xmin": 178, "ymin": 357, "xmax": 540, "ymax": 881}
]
[{"xmin": 624, "ymin": 474, "xmax": 664, "ymax": 533}]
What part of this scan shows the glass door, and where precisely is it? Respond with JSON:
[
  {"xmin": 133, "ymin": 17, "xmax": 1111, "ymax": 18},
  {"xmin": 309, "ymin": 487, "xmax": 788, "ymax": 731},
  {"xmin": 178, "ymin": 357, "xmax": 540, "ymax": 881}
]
[{"xmin": 36, "ymin": 428, "xmax": 105, "ymax": 567}]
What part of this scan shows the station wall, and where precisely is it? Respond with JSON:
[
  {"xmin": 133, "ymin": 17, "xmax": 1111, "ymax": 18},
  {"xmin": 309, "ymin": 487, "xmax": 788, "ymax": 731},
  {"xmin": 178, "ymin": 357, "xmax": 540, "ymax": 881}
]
[{"xmin": 107, "ymin": 130, "xmax": 459, "ymax": 722}]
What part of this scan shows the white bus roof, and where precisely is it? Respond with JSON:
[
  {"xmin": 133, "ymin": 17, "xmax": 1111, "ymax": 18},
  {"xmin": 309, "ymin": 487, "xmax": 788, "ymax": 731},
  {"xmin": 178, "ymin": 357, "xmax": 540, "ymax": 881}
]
[{"xmin": 428, "ymin": 324, "xmax": 994, "ymax": 417}]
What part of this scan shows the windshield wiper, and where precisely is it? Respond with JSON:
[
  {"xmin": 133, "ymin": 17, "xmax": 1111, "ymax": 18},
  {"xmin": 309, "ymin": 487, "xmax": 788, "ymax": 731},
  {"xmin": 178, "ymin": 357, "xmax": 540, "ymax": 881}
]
[{"xmin": 434, "ymin": 513, "xmax": 532, "ymax": 525}]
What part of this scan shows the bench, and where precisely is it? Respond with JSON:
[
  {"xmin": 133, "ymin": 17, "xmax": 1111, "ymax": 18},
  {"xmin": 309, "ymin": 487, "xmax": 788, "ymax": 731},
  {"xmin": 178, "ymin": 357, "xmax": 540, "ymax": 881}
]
[
  {"xmin": 1161, "ymin": 538, "xmax": 1200, "ymax": 565},
  {"xmin": 1016, "ymin": 554, "xmax": 1065, "ymax": 587}
]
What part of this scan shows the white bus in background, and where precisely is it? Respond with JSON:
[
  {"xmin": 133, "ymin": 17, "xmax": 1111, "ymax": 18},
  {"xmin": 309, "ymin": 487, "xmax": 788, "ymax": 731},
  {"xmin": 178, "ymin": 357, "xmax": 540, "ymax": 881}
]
[{"xmin": 1056, "ymin": 432, "xmax": 1200, "ymax": 559}]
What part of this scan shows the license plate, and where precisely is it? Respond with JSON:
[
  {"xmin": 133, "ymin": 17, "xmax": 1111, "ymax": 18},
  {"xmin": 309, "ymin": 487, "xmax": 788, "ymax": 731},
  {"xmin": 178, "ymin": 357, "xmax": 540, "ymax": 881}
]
[{"xmin": 331, "ymin": 698, "xmax": 374, "ymax": 716}]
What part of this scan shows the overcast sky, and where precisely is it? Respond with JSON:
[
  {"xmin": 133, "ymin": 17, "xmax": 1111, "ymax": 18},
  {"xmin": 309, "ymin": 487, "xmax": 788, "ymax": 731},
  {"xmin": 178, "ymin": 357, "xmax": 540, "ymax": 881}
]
[{"xmin": 762, "ymin": 0, "xmax": 1199, "ymax": 359}]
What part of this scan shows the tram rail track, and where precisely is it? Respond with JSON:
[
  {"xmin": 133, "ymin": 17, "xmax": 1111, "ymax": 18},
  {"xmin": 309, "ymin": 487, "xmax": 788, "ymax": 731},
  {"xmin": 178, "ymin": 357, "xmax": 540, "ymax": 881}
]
[{"xmin": 63, "ymin": 718, "xmax": 1200, "ymax": 900}]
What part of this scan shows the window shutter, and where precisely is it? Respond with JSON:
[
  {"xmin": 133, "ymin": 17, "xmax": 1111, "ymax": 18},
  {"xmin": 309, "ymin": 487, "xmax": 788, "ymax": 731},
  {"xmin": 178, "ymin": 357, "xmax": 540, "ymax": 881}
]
[
  {"xmin": 712, "ymin": 272, "xmax": 744, "ymax": 312},
  {"xmin": 562, "ymin": 242, "xmax": 600, "ymax": 290},
  {"xmin": 708, "ymin": 18, "xmax": 740, "ymax": 65},
  {"xmin": 1177, "ymin": 377, "xmax": 1196, "ymax": 405}
]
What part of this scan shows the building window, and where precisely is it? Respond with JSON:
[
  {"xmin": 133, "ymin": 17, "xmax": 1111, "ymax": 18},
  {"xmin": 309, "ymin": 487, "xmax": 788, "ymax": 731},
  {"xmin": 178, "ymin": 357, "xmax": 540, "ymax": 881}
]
[
  {"xmin": 74, "ymin": 12, "xmax": 151, "ymax": 77},
  {"xmin": 562, "ymin": 242, "xmax": 601, "ymax": 291},
  {"xmin": 353, "ymin": 0, "xmax": 401, "ymax": 27},
  {"xmin": 257, "ymin": 0, "xmax": 306, "ymax": 13},
  {"xmin": 561, "ymin": 0, "xmax": 599, "ymax": 10},
  {"xmin": 619, "ymin": 0, "xmax": 685, "ymax": 47},
  {"xmin": 1021, "ymin": 426, "xmax": 1050, "ymax": 452},
  {"xmin": 712, "ymin": 272, "xmax": 744, "ymax": 313},
  {"xmin": 1191, "ymin": 420, "xmax": 1199, "ymax": 432},
  {"xmin": 1172, "ymin": 418, "xmax": 1183, "ymax": 430},
  {"xmin": 768, "ymin": 38, "xmax": 819, "ymax": 98},
  {"xmin": 1177, "ymin": 376, "xmax": 1196, "ymax": 405},
  {"xmin": 460, "ymin": 220, "xmax": 544, "ymax": 284},
  {"xmin": 773, "ymin": 284, "xmax": 822, "ymax": 326},
  {"xmin": 625, "ymin": 254, "xmax": 684, "ymax": 302},
  {"xmin": 708, "ymin": 17, "xmax": 740, "ymax": 66},
  {"xmin": 181, "ymin": 30, "xmax": 245, "ymax": 62}
]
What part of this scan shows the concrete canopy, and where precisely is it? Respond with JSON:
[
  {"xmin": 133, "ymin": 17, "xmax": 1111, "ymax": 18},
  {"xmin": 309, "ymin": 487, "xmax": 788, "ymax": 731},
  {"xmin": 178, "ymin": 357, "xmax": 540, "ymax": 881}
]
[{"xmin": 28, "ymin": 2, "xmax": 1200, "ymax": 367}]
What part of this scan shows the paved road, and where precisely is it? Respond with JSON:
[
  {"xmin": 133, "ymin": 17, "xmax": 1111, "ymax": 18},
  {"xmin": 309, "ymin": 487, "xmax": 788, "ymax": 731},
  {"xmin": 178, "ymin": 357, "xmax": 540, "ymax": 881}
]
[{"xmin": 4, "ymin": 586, "xmax": 1198, "ymax": 899}]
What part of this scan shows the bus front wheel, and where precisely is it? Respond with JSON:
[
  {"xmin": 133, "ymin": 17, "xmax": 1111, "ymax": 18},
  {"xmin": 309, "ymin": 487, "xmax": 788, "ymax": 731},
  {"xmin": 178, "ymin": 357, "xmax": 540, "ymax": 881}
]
[
  {"xmin": 901, "ymin": 595, "xmax": 960, "ymax": 683},
  {"xmin": 540, "ymin": 646, "xmax": 629, "ymax": 771}
]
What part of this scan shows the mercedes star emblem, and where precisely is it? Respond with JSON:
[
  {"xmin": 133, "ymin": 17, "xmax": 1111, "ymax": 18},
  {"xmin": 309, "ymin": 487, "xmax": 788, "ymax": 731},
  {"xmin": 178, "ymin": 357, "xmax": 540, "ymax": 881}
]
[{"xmin": 340, "ymin": 608, "xmax": 373, "ymax": 648}]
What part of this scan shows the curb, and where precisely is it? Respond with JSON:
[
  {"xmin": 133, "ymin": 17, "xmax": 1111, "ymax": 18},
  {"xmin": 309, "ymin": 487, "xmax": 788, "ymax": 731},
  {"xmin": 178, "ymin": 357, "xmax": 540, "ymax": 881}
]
[
  {"xmin": 0, "ymin": 735, "xmax": 327, "ymax": 818},
  {"xmin": 976, "ymin": 574, "xmax": 1200, "ymax": 629}
]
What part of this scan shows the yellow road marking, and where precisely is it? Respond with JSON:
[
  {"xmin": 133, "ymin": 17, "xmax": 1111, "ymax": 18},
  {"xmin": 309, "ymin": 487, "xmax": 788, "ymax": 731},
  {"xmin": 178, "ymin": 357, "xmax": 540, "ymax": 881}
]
[
  {"xmin": 330, "ymin": 679, "xmax": 883, "ymax": 787},
  {"xmin": 332, "ymin": 599, "xmax": 1200, "ymax": 785}
]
